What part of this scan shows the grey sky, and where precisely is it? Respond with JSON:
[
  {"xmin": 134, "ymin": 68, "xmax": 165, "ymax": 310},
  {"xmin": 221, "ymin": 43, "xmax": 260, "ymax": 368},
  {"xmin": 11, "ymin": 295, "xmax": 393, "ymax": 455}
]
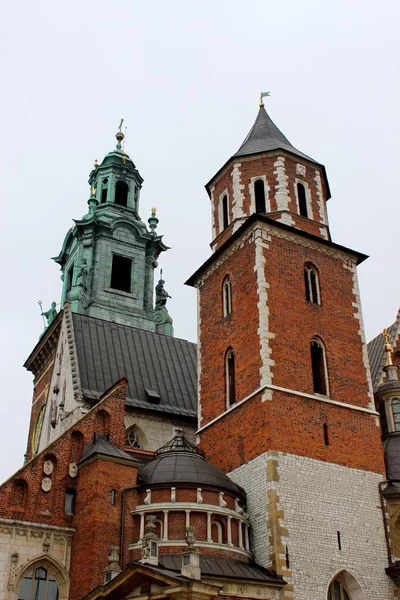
[{"xmin": 0, "ymin": 0, "xmax": 399, "ymax": 482}]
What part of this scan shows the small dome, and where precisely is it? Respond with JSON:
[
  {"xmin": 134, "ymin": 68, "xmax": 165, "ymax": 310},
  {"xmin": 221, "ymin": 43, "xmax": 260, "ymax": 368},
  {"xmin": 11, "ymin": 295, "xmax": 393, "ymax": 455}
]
[{"xmin": 138, "ymin": 431, "xmax": 244, "ymax": 498}]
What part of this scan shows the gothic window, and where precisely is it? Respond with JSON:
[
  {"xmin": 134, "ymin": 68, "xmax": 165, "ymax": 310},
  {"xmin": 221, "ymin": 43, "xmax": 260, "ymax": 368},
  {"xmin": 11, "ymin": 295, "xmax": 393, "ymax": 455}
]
[
  {"xmin": 254, "ymin": 179, "xmax": 266, "ymax": 213},
  {"xmin": 304, "ymin": 263, "xmax": 321, "ymax": 304},
  {"xmin": 222, "ymin": 276, "xmax": 232, "ymax": 316},
  {"xmin": 110, "ymin": 254, "xmax": 132, "ymax": 293},
  {"xmin": 379, "ymin": 402, "xmax": 388, "ymax": 436},
  {"xmin": 222, "ymin": 195, "xmax": 229, "ymax": 229},
  {"xmin": 11, "ymin": 479, "xmax": 27, "ymax": 509},
  {"xmin": 115, "ymin": 181, "xmax": 129, "ymax": 206},
  {"xmin": 125, "ymin": 426, "xmax": 142, "ymax": 448},
  {"xmin": 392, "ymin": 398, "xmax": 400, "ymax": 432},
  {"xmin": 327, "ymin": 579, "xmax": 350, "ymax": 600},
  {"xmin": 64, "ymin": 489, "xmax": 75, "ymax": 514},
  {"xmin": 18, "ymin": 568, "xmax": 59, "ymax": 600},
  {"xmin": 101, "ymin": 178, "xmax": 109, "ymax": 203},
  {"xmin": 297, "ymin": 182, "xmax": 308, "ymax": 217},
  {"xmin": 226, "ymin": 348, "xmax": 236, "ymax": 406},
  {"xmin": 310, "ymin": 338, "xmax": 328, "ymax": 396}
]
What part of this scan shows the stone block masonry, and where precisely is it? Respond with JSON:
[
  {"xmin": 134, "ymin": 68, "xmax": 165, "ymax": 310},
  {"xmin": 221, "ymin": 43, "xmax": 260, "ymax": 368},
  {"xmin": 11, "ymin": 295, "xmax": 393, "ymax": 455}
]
[{"xmin": 229, "ymin": 451, "xmax": 396, "ymax": 600}]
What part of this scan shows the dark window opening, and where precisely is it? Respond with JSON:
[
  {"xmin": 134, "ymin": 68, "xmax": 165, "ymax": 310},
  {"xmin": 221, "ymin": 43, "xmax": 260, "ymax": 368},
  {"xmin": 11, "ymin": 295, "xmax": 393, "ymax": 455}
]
[
  {"xmin": 222, "ymin": 277, "xmax": 232, "ymax": 316},
  {"xmin": 393, "ymin": 398, "xmax": 400, "ymax": 432},
  {"xmin": 111, "ymin": 489, "xmax": 116, "ymax": 505},
  {"xmin": 285, "ymin": 545, "xmax": 290, "ymax": 569},
  {"xmin": 379, "ymin": 402, "xmax": 388, "ymax": 436},
  {"xmin": 323, "ymin": 423, "xmax": 329, "ymax": 446},
  {"xmin": 222, "ymin": 195, "xmax": 229, "ymax": 229},
  {"xmin": 110, "ymin": 255, "xmax": 132, "ymax": 293},
  {"xmin": 66, "ymin": 265, "xmax": 74, "ymax": 294},
  {"xmin": 254, "ymin": 179, "xmax": 266, "ymax": 213},
  {"xmin": 115, "ymin": 181, "xmax": 129, "ymax": 206},
  {"xmin": 337, "ymin": 531, "xmax": 342, "ymax": 551},
  {"xmin": 328, "ymin": 580, "xmax": 350, "ymax": 600},
  {"xmin": 311, "ymin": 339, "xmax": 328, "ymax": 395},
  {"xmin": 101, "ymin": 178, "xmax": 109, "ymax": 203},
  {"xmin": 65, "ymin": 489, "xmax": 75, "ymax": 514},
  {"xmin": 297, "ymin": 183, "xmax": 308, "ymax": 217},
  {"xmin": 226, "ymin": 349, "xmax": 236, "ymax": 406},
  {"xmin": 304, "ymin": 264, "xmax": 320, "ymax": 305}
]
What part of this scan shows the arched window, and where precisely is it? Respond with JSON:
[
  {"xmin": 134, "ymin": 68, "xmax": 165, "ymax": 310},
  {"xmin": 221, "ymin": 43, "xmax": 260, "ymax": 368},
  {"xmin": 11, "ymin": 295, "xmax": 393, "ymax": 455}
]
[
  {"xmin": 304, "ymin": 263, "xmax": 321, "ymax": 304},
  {"xmin": 96, "ymin": 410, "xmax": 110, "ymax": 436},
  {"xmin": 211, "ymin": 520, "xmax": 224, "ymax": 544},
  {"xmin": 125, "ymin": 426, "xmax": 142, "ymax": 448},
  {"xmin": 18, "ymin": 567, "xmax": 59, "ymax": 600},
  {"xmin": 64, "ymin": 489, "xmax": 75, "ymax": 515},
  {"xmin": 379, "ymin": 402, "xmax": 388, "ymax": 436},
  {"xmin": 222, "ymin": 195, "xmax": 229, "ymax": 229},
  {"xmin": 115, "ymin": 181, "xmax": 129, "ymax": 206},
  {"xmin": 11, "ymin": 479, "xmax": 27, "ymax": 509},
  {"xmin": 254, "ymin": 179, "xmax": 266, "ymax": 214},
  {"xmin": 310, "ymin": 338, "xmax": 328, "ymax": 396},
  {"xmin": 297, "ymin": 182, "xmax": 308, "ymax": 217},
  {"xmin": 327, "ymin": 579, "xmax": 351, "ymax": 600},
  {"xmin": 222, "ymin": 276, "xmax": 232, "ymax": 316},
  {"xmin": 226, "ymin": 348, "xmax": 236, "ymax": 406},
  {"xmin": 392, "ymin": 398, "xmax": 400, "ymax": 432},
  {"xmin": 101, "ymin": 178, "xmax": 109, "ymax": 203}
]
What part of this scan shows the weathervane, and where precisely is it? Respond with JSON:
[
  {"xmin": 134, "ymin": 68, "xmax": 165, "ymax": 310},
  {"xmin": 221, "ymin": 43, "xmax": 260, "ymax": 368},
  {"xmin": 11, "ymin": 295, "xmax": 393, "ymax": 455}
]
[{"xmin": 259, "ymin": 91, "xmax": 270, "ymax": 108}]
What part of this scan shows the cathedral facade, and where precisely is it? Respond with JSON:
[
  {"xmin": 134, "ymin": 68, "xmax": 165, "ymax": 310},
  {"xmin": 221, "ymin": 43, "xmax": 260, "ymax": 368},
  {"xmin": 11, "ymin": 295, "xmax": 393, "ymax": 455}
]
[{"xmin": 0, "ymin": 103, "xmax": 398, "ymax": 600}]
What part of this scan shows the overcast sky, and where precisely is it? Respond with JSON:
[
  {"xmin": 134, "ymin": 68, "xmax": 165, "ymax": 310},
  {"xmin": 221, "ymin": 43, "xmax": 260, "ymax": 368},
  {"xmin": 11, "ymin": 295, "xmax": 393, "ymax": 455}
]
[{"xmin": 0, "ymin": 0, "xmax": 399, "ymax": 482}]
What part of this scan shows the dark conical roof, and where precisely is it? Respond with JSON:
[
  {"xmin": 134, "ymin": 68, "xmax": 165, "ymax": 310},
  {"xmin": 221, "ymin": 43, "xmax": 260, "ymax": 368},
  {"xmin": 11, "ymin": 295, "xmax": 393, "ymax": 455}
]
[
  {"xmin": 234, "ymin": 106, "xmax": 317, "ymax": 164},
  {"xmin": 138, "ymin": 431, "xmax": 245, "ymax": 497}
]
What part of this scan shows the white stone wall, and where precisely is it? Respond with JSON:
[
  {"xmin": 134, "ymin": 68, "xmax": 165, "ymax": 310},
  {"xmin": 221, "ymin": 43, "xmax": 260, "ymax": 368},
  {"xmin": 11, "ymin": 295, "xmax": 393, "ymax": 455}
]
[
  {"xmin": 229, "ymin": 452, "xmax": 396, "ymax": 600},
  {"xmin": 124, "ymin": 410, "xmax": 196, "ymax": 451},
  {"xmin": 0, "ymin": 519, "xmax": 72, "ymax": 600}
]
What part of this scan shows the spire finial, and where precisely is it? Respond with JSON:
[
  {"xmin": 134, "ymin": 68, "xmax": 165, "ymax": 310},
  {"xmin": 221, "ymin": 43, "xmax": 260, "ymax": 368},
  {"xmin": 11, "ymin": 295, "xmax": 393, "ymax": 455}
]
[
  {"xmin": 259, "ymin": 91, "xmax": 270, "ymax": 108},
  {"xmin": 383, "ymin": 328, "xmax": 394, "ymax": 366},
  {"xmin": 115, "ymin": 118, "xmax": 125, "ymax": 150}
]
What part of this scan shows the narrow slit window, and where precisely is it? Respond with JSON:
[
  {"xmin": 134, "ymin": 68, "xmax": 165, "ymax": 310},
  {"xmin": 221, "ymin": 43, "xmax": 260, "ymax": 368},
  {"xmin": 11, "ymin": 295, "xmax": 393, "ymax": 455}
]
[
  {"xmin": 226, "ymin": 348, "xmax": 236, "ymax": 406},
  {"xmin": 222, "ymin": 195, "xmax": 229, "ymax": 229},
  {"xmin": 65, "ymin": 489, "xmax": 75, "ymax": 514},
  {"xmin": 393, "ymin": 398, "xmax": 400, "ymax": 432},
  {"xmin": 111, "ymin": 489, "xmax": 116, "ymax": 505},
  {"xmin": 310, "ymin": 338, "xmax": 328, "ymax": 395},
  {"xmin": 115, "ymin": 181, "xmax": 129, "ymax": 206},
  {"xmin": 323, "ymin": 423, "xmax": 329, "ymax": 445},
  {"xmin": 254, "ymin": 179, "xmax": 266, "ymax": 213},
  {"xmin": 304, "ymin": 264, "xmax": 320, "ymax": 304},
  {"xmin": 379, "ymin": 402, "xmax": 388, "ymax": 435},
  {"xmin": 297, "ymin": 183, "xmax": 308, "ymax": 217},
  {"xmin": 222, "ymin": 276, "xmax": 232, "ymax": 316},
  {"xmin": 101, "ymin": 178, "xmax": 108, "ymax": 203},
  {"xmin": 337, "ymin": 531, "xmax": 342, "ymax": 551},
  {"xmin": 110, "ymin": 255, "xmax": 132, "ymax": 293}
]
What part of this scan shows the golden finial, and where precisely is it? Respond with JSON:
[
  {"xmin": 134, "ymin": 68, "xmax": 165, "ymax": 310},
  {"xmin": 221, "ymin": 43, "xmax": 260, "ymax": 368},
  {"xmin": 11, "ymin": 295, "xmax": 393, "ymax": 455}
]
[
  {"xmin": 116, "ymin": 118, "xmax": 125, "ymax": 150},
  {"xmin": 382, "ymin": 328, "xmax": 393, "ymax": 366},
  {"xmin": 94, "ymin": 159, "xmax": 98, "ymax": 169},
  {"xmin": 151, "ymin": 207, "xmax": 156, "ymax": 216},
  {"xmin": 91, "ymin": 186, "xmax": 97, "ymax": 197},
  {"xmin": 122, "ymin": 154, "xmax": 127, "ymax": 164},
  {"xmin": 259, "ymin": 91, "xmax": 270, "ymax": 108}
]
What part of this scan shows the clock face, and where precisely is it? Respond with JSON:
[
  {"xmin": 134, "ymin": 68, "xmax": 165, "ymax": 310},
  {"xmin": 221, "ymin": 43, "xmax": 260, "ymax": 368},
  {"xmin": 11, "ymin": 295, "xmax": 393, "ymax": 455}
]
[{"xmin": 32, "ymin": 404, "xmax": 46, "ymax": 456}]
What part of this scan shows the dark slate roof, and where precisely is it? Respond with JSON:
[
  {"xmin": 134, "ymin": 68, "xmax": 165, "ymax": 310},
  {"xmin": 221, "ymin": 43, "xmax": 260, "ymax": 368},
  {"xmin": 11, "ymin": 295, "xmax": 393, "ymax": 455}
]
[
  {"xmin": 368, "ymin": 314, "xmax": 400, "ymax": 391},
  {"xmin": 158, "ymin": 555, "xmax": 285, "ymax": 584},
  {"xmin": 73, "ymin": 314, "xmax": 197, "ymax": 418},
  {"xmin": 234, "ymin": 106, "xmax": 317, "ymax": 164},
  {"xmin": 138, "ymin": 432, "xmax": 244, "ymax": 497},
  {"xmin": 80, "ymin": 435, "xmax": 135, "ymax": 463}
]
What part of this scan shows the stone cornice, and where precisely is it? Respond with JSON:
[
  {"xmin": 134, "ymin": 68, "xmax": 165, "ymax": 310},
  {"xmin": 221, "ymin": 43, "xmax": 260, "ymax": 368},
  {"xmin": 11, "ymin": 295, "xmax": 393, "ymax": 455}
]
[{"xmin": 24, "ymin": 311, "xmax": 63, "ymax": 377}]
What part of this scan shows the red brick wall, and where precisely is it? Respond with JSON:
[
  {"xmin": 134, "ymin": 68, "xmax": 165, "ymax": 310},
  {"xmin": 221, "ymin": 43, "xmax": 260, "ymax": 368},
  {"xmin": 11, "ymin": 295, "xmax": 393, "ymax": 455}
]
[{"xmin": 198, "ymin": 225, "xmax": 385, "ymax": 475}]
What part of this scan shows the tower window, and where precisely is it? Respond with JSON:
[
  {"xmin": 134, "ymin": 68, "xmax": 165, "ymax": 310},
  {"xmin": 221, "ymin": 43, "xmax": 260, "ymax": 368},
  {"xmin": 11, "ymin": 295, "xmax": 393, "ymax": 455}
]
[
  {"xmin": 226, "ymin": 348, "xmax": 236, "ymax": 406},
  {"xmin": 392, "ymin": 398, "xmax": 400, "ymax": 432},
  {"xmin": 304, "ymin": 263, "xmax": 320, "ymax": 304},
  {"xmin": 101, "ymin": 178, "xmax": 108, "ymax": 203},
  {"xmin": 64, "ymin": 489, "xmax": 75, "ymax": 514},
  {"xmin": 222, "ymin": 276, "xmax": 232, "ymax": 316},
  {"xmin": 115, "ymin": 181, "xmax": 129, "ymax": 206},
  {"xmin": 297, "ymin": 182, "xmax": 308, "ymax": 217},
  {"xmin": 310, "ymin": 338, "xmax": 328, "ymax": 396},
  {"xmin": 254, "ymin": 179, "xmax": 266, "ymax": 214},
  {"xmin": 110, "ymin": 254, "xmax": 132, "ymax": 293},
  {"xmin": 222, "ymin": 195, "xmax": 229, "ymax": 229},
  {"xmin": 379, "ymin": 402, "xmax": 388, "ymax": 436}
]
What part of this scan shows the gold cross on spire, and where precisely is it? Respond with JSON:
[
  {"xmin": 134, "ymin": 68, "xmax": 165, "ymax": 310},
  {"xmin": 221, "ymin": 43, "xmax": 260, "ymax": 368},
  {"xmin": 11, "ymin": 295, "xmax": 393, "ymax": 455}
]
[
  {"xmin": 118, "ymin": 118, "xmax": 124, "ymax": 133},
  {"xmin": 259, "ymin": 91, "xmax": 270, "ymax": 108},
  {"xmin": 382, "ymin": 328, "xmax": 394, "ymax": 366}
]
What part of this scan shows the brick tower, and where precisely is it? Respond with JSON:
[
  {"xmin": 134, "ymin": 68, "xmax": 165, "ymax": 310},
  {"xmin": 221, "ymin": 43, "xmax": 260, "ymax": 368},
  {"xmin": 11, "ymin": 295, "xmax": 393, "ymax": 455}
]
[{"xmin": 187, "ymin": 98, "xmax": 396, "ymax": 598}]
